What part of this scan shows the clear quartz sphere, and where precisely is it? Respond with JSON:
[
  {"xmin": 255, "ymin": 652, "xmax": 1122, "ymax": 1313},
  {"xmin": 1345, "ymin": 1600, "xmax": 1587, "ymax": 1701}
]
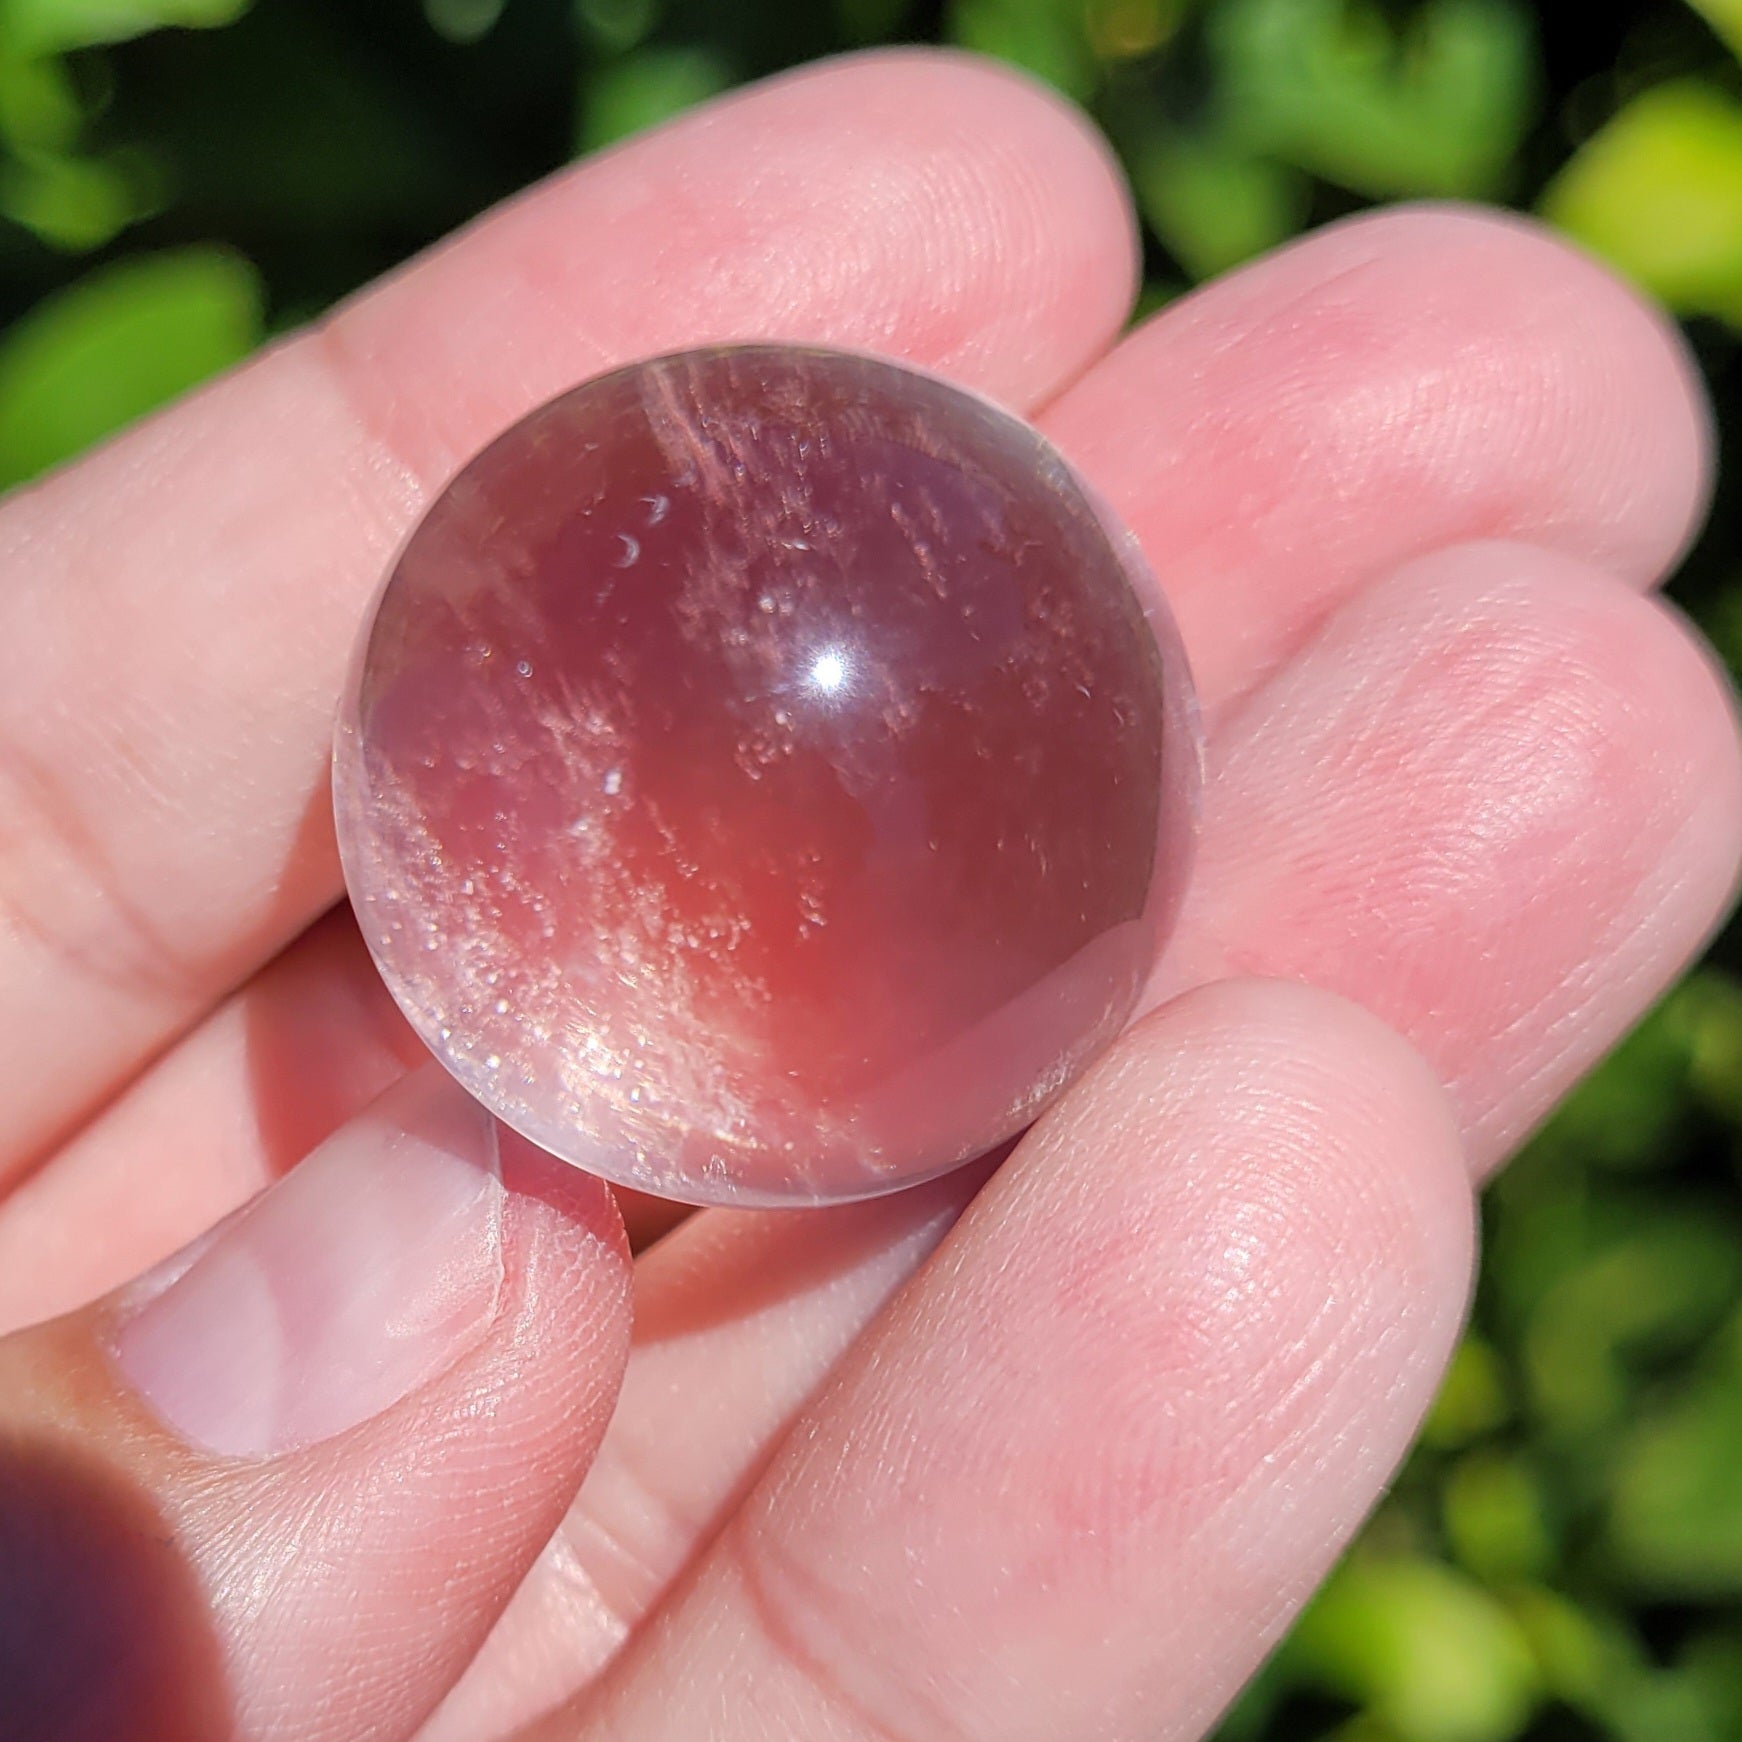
[{"xmin": 334, "ymin": 345, "xmax": 1198, "ymax": 1206}]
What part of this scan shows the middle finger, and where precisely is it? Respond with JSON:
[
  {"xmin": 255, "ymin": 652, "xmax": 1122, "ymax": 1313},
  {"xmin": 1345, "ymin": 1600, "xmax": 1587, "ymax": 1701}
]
[{"xmin": 1044, "ymin": 203, "xmax": 1710, "ymax": 716}]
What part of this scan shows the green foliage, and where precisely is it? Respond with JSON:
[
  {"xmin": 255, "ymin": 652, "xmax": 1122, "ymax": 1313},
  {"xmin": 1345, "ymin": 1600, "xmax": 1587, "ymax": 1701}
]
[
  {"xmin": 0, "ymin": 5, "xmax": 1739, "ymax": 1741},
  {"xmin": 579, "ymin": 45, "xmax": 733, "ymax": 149},
  {"xmin": 1129, "ymin": 131, "xmax": 1308, "ymax": 278},
  {"xmin": 1687, "ymin": 0, "xmax": 1742, "ymax": 62},
  {"xmin": 424, "ymin": 0, "xmax": 509, "ymax": 46},
  {"xmin": 0, "ymin": 0, "xmax": 248, "ymax": 252},
  {"xmin": 1544, "ymin": 82, "xmax": 1742, "ymax": 325},
  {"xmin": 948, "ymin": 0, "xmax": 1098, "ymax": 96},
  {"xmin": 0, "ymin": 0, "xmax": 250, "ymax": 57},
  {"xmin": 1285, "ymin": 1556, "xmax": 1542, "ymax": 1742},
  {"xmin": 0, "ymin": 244, "xmax": 259, "ymax": 485},
  {"xmin": 1208, "ymin": 0, "xmax": 1535, "ymax": 201},
  {"xmin": 1120, "ymin": 0, "xmax": 1533, "ymax": 278},
  {"xmin": 575, "ymin": 0, "xmax": 662, "ymax": 53},
  {"xmin": 1443, "ymin": 1450, "xmax": 1555, "ymax": 1582},
  {"xmin": 1608, "ymin": 1319, "xmax": 1742, "ymax": 1595}
]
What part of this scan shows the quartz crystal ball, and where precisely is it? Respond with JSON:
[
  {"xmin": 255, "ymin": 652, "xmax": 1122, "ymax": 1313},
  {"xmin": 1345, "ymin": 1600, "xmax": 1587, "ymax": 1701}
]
[{"xmin": 334, "ymin": 346, "xmax": 1198, "ymax": 1206}]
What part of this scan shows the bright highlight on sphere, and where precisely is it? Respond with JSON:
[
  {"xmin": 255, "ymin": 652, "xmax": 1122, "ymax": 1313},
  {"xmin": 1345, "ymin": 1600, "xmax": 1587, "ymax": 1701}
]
[{"xmin": 809, "ymin": 649, "xmax": 848, "ymax": 694}]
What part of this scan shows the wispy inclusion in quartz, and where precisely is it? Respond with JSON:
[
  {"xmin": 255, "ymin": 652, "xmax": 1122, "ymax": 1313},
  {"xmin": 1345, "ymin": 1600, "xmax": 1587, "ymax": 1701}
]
[{"xmin": 334, "ymin": 346, "xmax": 1197, "ymax": 1206}]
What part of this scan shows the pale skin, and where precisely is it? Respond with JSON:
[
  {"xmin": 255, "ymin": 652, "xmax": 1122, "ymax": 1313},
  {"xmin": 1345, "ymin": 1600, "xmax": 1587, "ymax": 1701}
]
[{"xmin": 0, "ymin": 46, "xmax": 1738, "ymax": 1742}]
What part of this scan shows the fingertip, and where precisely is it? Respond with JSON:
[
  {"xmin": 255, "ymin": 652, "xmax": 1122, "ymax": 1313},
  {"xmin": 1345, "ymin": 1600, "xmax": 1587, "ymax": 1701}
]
[
  {"xmin": 327, "ymin": 48, "xmax": 1140, "ymax": 486},
  {"xmin": 498, "ymin": 1124, "xmax": 633, "ymax": 1276},
  {"xmin": 1324, "ymin": 202, "xmax": 1714, "ymax": 578},
  {"xmin": 660, "ymin": 973, "xmax": 1478, "ymax": 1742},
  {"xmin": 1194, "ymin": 538, "xmax": 1742, "ymax": 1172},
  {"xmin": 1647, "ymin": 589, "xmax": 1742, "ymax": 912},
  {"xmin": 1377, "ymin": 540, "xmax": 1742, "ymax": 970},
  {"xmin": 490, "ymin": 1126, "xmax": 636, "ymax": 1394},
  {"xmin": 0, "ymin": 1080, "xmax": 639, "ymax": 1742},
  {"xmin": 757, "ymin": 47, "xmax": 1142, "ymax": 396},
  {"xmin": 1116, "ymin": 977, "xmax": 1476, "ymax": 1302},
  {"xmin": 1046, "ymin": 200, "xmax": 1714, "ymax": 713}
]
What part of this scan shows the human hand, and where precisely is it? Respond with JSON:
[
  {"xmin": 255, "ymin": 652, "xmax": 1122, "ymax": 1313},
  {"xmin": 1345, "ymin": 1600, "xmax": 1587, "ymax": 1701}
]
[{"xmin": 0, "ymin": 50, "xmax": 1735, "ymax": 1742}]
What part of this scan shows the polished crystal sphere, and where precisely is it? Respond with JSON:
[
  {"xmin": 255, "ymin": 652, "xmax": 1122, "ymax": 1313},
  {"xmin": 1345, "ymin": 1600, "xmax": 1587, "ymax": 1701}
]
[{"xmin": 334, "ymin": 346, "xmax": 1197, "ymax": 1206}]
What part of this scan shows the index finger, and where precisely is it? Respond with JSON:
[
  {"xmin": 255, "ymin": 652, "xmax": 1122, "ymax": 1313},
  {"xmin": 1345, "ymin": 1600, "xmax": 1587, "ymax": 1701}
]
[{"xmin": 0, "ymin": 49, "xmax": 1139, "ymax": 1180}]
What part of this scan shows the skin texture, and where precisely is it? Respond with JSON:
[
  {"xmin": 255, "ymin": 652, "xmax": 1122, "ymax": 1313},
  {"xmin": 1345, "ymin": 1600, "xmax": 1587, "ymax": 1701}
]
[{"xmin": 0, "ymin": 46, "xmax": 1735, "ymax": 1742}]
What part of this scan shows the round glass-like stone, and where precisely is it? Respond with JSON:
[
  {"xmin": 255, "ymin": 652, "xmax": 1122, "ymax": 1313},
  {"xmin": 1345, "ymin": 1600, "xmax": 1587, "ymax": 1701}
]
[{"xmin": 335, "ymin": 345, "xmax": 1198, "ymax": 1206}]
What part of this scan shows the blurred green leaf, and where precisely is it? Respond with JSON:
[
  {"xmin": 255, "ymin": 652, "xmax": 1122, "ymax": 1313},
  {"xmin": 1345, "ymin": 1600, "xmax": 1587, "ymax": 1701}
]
[
  {"xmin": 575, "ymin": 0, "xmax": 661, "ymax": 52},
  {"xmin": 1420, "ymin": 1336, "xmax": 1512, "ymax": 1450},
  {"xmin": 1210, "ymin": 0, "xmax": 1535, "ymax": 199},
  {"xmin": 1504, "ymin": 1586, "xmax": 1634, "ymax": 1711},
  {"xmin": 1086, "ymin": 0, "xmax": 1188, "ymax": 59},
  {"xmin": 946, "ymin": 0, "xmax": 1097, "ymax": 99},
  {"xmin": 0, "ymin": 147, "xmax": 147, "ymax": 250},
  {"xmin": 1562, "ymin": 1053, "xmax": 1688, "ymax": 1173},
  {"xmin": 0, "ymin": 245, "xmax": 260, "ymax": 486},
  {"xmin": 1702, "ymin": 581, "xmax": 1742, "ymax": 688},
  {"xmin": 1670, "ymin": 1634, "xmax": 1742, "ymax": 1742},
  {"xmin": 1214, "ymin": 1654, "xmax": 1290, "ymax": 1741},
  {"xmin": 1285, "ymin": 1557, "xmax": 1541, "ymax": 1742},
  {"xmin": 1444, "ymin": 1451, "xmax": 1555, "ymax": 1581},
  {"xmin": 1608, "ymin": 1343, "xmax": 1742, "ymax": 1594},
  {"xmin": 423, "ymin": 0, "xmax": 507, "ymax": 44},
  {"xmin": 0, "ymin": 48, "xmax": 81, "ymax": 153},
  {"xmin": 833, "ymin": 0, "xmax": 918, "ymax": 43},
  {"xmin": 1524, "ymin": 1209, "xmax": 1742, "ymax": 1433},
  {"xmin": 1131, "ymin": 279, "xmax": 1186, "ymax": 320},
  {"xmin": 1131, "ymin": 130, "xmax": 1308, "ymax": 278},
  {"xmin": 578, "ymin": 46, "xmax": 733, "ymax": 151},
  {"xmin": 1601, "ymin": 1633, "xmax": 1742, "ymax": 1742},
  {"xmin": 0, "ymin": 0, "xmax": 250, "ymax": 56},
  {"xmin": 1686, "ymin": 0, "xmax": 1742, "ymax": 61},
  {"xmin": 1543, "ymin": 81, "xmax": 1742, "ymax": 323},
  {"xmin": 1681, "ymin": 969, "xmax": 1742, "ymax": 1126},
  {"xmin": 1525, "ymin": 979, "xmax": 1722, "ymax": 1174},
  {"xmin": 130, "ymin": 7, "xmax": 483, "ymax": 239},
  {"xmin": 0, "ymin": 29, "xmax": 163, "ymax": 254}
]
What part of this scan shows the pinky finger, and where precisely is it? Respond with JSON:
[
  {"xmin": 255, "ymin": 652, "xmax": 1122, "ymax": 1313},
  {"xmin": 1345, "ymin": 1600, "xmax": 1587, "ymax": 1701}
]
[{"xmin": 541, "ymin": 979, "xmax": 1474, "ymax": 1742}]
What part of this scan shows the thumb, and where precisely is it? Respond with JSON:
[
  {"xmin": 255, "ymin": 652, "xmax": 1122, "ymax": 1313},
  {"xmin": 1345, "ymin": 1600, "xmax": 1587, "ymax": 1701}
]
[{"xmin": 0, "ymin": 1063, "xmax": 632, "ymax": 1742}]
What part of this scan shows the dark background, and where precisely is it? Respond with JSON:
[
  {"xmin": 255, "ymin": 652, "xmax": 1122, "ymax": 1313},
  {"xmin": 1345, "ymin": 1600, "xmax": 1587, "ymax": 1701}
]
[{"xmin": 9, "ymin": 2, "xmax": 1742, "ymax": 1737}]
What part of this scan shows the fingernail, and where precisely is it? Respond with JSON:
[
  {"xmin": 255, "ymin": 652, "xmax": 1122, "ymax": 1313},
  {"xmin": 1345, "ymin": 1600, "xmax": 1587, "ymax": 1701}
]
[{"xmin": 114, "ymin": 1067, "xmax": 504, "ymax": 1460}]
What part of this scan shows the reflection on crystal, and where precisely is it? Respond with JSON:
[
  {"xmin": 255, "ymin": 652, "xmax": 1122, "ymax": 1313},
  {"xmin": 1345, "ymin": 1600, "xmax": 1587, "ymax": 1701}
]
[
  {"xmin": 334, "ymin": 345, "xmax": 1198, "ymax": 1206},
  {"xmin": 809, "ymin": 649, "xmax": 848, "ymax": 695}
]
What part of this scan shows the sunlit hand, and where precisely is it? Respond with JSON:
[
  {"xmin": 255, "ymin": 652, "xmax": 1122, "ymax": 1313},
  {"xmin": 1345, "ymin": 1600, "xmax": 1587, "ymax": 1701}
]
[{"xmin": 0, "ymin": 50, "xmax": 1736, "ymax": 1742}]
